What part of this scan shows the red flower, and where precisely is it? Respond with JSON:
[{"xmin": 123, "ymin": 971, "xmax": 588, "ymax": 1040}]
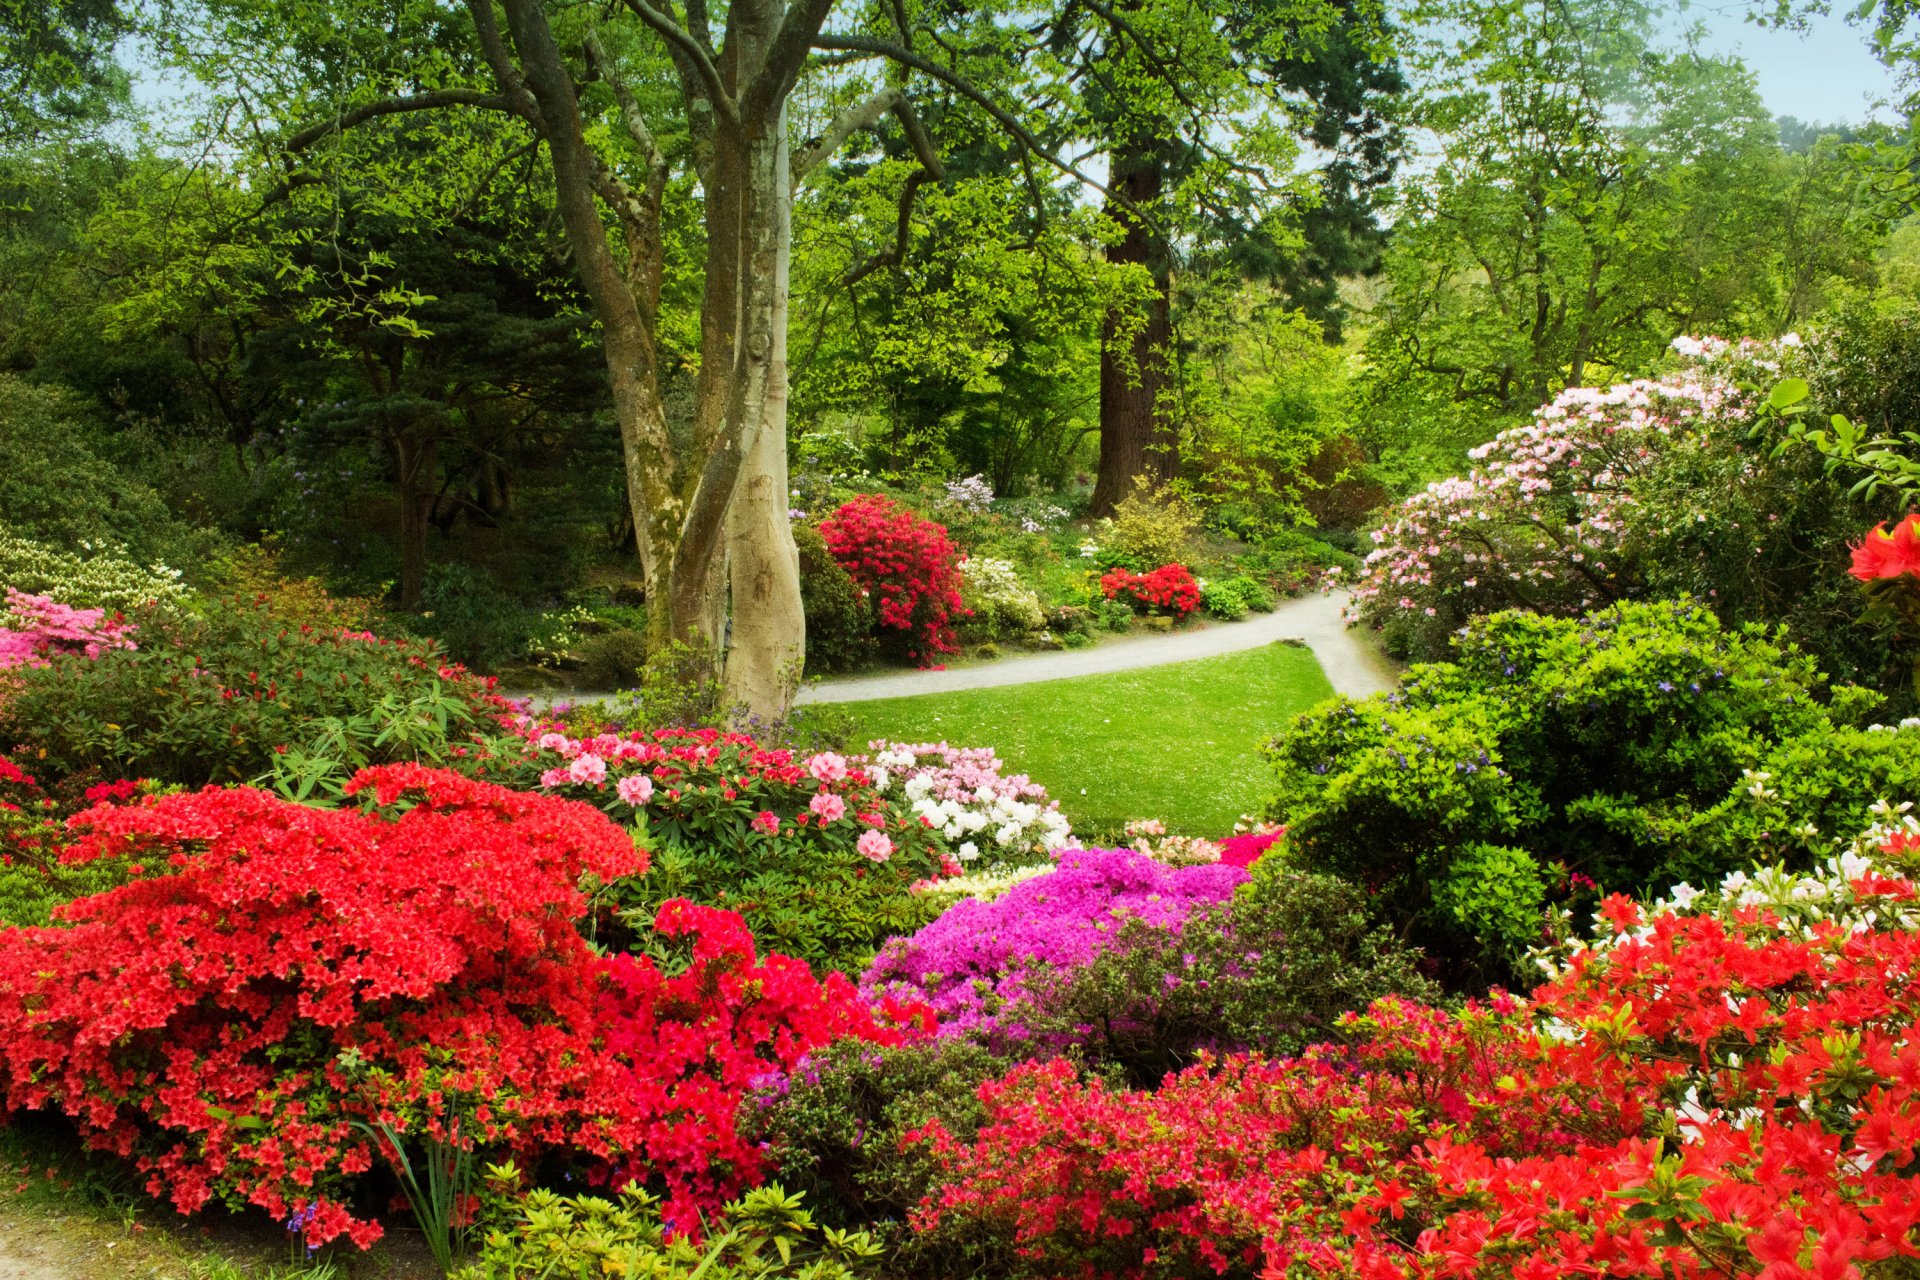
[{"xmin": 1850, "ymin": 515, "xmax": 1920, "ymax": 581}]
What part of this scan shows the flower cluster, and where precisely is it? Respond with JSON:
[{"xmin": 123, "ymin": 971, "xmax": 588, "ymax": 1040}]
[
  {"xmin": 1350, "ymin": 354, "xmax": 1747, "ymax": 636},
  {"xmin": 594, "ymin": 899, "xmax": 933, "ymax": 1235},
  {"xmin": 855, "ymin": 740, "xmax": 1073, "ymax": 862},
  {"xmin": 861, "ymin": 847, "xmax": 1245, "ymax": 1044},
  {"xmin": 487, "ymin": 721, "xmax": 950, "ymax": 969},
  {"xmin": 820, "ymin": 496, "xmax": 969, "ymax": 663},
  {"xmin": 0, "ymin": 766, "xmax": 645, "ymax": 1249},
  {"xmin": 1099, "ymin": 563, "xmax": 1200, "ymax": 617},
  {"xmin": 0, "ymin": 529, "xmax": 187, "ymax": 614},
  {"xmin": 910, "ymin": 821, "xmax": 1920, "ymax": 1277},
  {"xmin": 1851, "ymin": 515, "xmax": 1920, "ymax": 581},
  {"xmin": 0, "ymin": 588, "xmax": 135, "ymax": 669},
  {"xmin": 941, "ymin": 474, "xmax": 995, "ymax": 514},
  {"xmin": 957, "ymin": 557, "xmax": 1046, "ymax": 636}
]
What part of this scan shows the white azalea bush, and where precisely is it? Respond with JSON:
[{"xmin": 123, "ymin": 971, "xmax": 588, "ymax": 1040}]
[
  {"xmin": 958, "ymin": 556, "xmax": 1046, "ymax": 639},
  {"xmin": 854, "ymin": 740, "xmax": 1074, "ymax": 864},
  {"xmin": 0, "ymin": 526, "xmax": 188, "ymax": 614}
]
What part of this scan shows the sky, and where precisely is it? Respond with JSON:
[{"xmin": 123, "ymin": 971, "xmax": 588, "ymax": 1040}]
[{"xmin": 1678, "ymin": 2, "xmax": 1905, "ymax": 125}]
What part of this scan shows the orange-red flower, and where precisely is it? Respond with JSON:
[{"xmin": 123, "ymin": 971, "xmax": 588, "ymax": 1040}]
[{"xmin": 1850, "ymin": 515, "xmax": 1920, "ymax": 581}]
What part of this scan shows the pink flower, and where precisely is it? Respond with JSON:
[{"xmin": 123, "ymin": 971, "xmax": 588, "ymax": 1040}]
[
  {"xmin": 809, "ymin": 791, "xmax": 846, "ymax": 824},
  {"xmin": 568, "ymin": 754, "xmax": 607, "ymax": 785},
  {"xmin": 807, "ymin": 752, "xmax": 849, "ymax": 783},
  {"xmin": 616, "ymin": 774, "xmax": 654, "ymax": 807},
  {"xmin": 537, "ymin": 732, "xmax": 572, "ymax": 754},
  {"xmin": 538, "ymin": 767, "xmax": 570, "ymax": 788},
  {"xmin": 752, "ymin": 810, "xmax": 780, "ymax": 836},
  {"xmin": 857, "ymin": 830, "xmax": 893, "ymax": 862}
]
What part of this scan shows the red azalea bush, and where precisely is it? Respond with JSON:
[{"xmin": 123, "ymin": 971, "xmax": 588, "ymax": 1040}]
[
  {"xmin": 911, "ymin": 829, "xmax": 1920, "ymax": 1277},
  {"xmin": 820, "ymin": 496, "xmax": 969, "ymax": 663},
  {"xmin": 481, "ymin": 720, "xmax": 954, "ymax": 970},
  {"xmin": 1100, "ymin": 564, "xmax": 1201, "ymax": 618},
  {"xmin": 596, "ymin": 899, "xmax": 934, "ymax": 1234},
  {"xmin": 0, "ymin": 765, "xmax": 926, "ymax": 1247},
  {"xmin": 0, "ymin": 751, "xmax": 146, "ymax": 925}
]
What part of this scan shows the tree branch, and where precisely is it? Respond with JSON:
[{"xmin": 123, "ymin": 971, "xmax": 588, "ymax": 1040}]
[
  {"xmin": 841, "ymin": 166, "xmax": 933, "ymax": 286},
  {"xmin": 792, "ymin": 85, "xmax": 902, "ymax": 181},
  {"xmin": 583, "ymin": 28, "xmax": 670, "ymax": 208},
  {"xmin": 282, "ymin": 88, "xmax": 513, "ymax": 153},
  {"xmin": 619, "ymin": 0, "xmax": 738, "ymax": 126},
  {"xmin": 749, "ymin": 0, "xmax": 839, "ymax": 121}
]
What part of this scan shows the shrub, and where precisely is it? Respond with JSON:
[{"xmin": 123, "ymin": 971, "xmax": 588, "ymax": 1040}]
[
  {"xmin": 0, "ymin": 753, "xmax": 138, "ymax": 926},
  {"xmin": 1264, "ymin": 598, "xmax": 1920, "ymax": 978},
  {"xmin": 0, "ymin": 599, "xmax": 507, "ymax": 787},
  {"xmin": 853, "ymin": 741, "xmax": 1073, "ymax": 863},
  {"xmin": 794, "ymin": 523, "xmax": 875, "ymax": 675},
  {"xmin": 820, "ymin": 496, "xmax": 968, "ymax": 664},
  {"xmin": 0, "ymin": 376, "xmax": 203, "ymax": 565},
  {"xmin": 0, "ymin": 524, "xmax": 187, "ymax": 615},
  {"xmin": 909, "ymin": 825, "xmax": 1920, "ymax": 1276},
  {"xmin": 0, "ymin": 588, "xmax": 137, "ymax": 669},
  {"xmin": 1197, "ymin": 574, "xmax": 1275, "ymax": 621},
  {"xmin": 414, "ymin": 562, "xmax": 534, "ymax": 672},
  {"xmin": 572, "ymin": 627, "xmax": 649, "ymax": 690},
  {"xmin": 1106, "ymin": 477, "xmax": 1199, "ymax": 568},
  {"xmin": 201, "ymin": 542, "xmax": 386, "ymax": 635},
  {"xmin": 0, "ymin": 766, "xmax": 646, "ymax": 1249},
  {"xmin": 481, "ymin": 722, "xmax": 953, "ymax": 971},
  {"xmin": 956, "ymin": 557, "xmax": 1045, "ymax": 640},
  {"xmin": 464, "ymin": 1181, "xmax": 883, "ymax": 1279},
  {"xmin": 1099, "ymin": 563, "xmax": 1200, "ymax": 617}
]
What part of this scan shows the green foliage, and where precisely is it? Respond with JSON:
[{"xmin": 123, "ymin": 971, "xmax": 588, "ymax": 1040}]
[
  {"xmin": 572, "ymin": 628, "xmax": 650, "ymax": 691},
  {"xmin": 0, "ymin": 375, "xmax": 206, "ymax": 566},
  {"xmin": 0, "ymin": 523, "xmax": 188, "ymax": 614},
  {"xmin": 742, "ymin": 1038, "xmax": 1006, "ymax": 1242},
  {"xmin": 413, "ymin": 563, "xmax": 536, "ymax": 673},
  {"xmin": 795, "ymin": 523, "xmax": 874, "ymax": 675},
  {"xmin": 0, "ymin": 600, "xmax": 497, "ymax": 787},
  {"xmin": 462, "ymin": 1180, "xmax": 882, "ymax": 1280},
  {"xmin": 1104, "ymin": 477, "xmax": 1200, "ymax": 570},
  {"xmin": 957, "ymin": 556, "xmax": 1046, "ymax": 640},
  {"xmin": 1265, "ymin": 599, "xmax": 1920, "ymax": 980},
  {"xmin": 1198, "ymin": 574, "xmax": 1275, "ymax": 621}
]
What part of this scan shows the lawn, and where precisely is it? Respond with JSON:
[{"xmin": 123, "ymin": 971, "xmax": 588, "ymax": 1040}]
[{"xmin": 832, "ymin": 641, "xmax": 1334, "ymax": 839}]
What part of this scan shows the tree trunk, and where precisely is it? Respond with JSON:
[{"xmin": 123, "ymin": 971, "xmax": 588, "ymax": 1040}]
[
  {"xmin": 1091, "ymin": 143, "xmax": 1175, "ymax": 518},
  {"xmin": 393, "ymin": 434, "xmax": 435, "ymax": 609},
  {"xmin": 724, "ymin": 106, "xmax": 806, "ymax": 719}
]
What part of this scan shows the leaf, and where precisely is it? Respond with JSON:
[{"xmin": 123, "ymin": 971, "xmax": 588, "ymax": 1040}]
[{"xmin": 1766, "ymin": 378, "xmax": 1810, "ymax": 411}]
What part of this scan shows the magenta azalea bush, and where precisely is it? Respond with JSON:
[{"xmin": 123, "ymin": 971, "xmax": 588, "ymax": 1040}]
[
  {"xmin": 0, "ymin": 588, "xmax": 135, "ymax": 669},
  {"xmin": 861, "ymin": 847, "xmax": 1247, "ymax": 1044}
]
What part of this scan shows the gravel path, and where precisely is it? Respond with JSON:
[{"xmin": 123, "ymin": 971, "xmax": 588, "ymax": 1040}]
[{"xmin": 796, "ymin": 588, "xmax": 1396, "ymax": 704}]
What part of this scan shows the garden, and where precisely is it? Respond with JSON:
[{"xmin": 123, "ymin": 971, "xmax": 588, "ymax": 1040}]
[{"xmin": 10, "ymin": 0, "xmax": 1920, "ymax": 1276}]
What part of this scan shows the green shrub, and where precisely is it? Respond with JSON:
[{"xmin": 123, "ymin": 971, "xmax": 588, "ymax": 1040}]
[
  {"xmin": 0, "ymin": 600, "xmax": 501, "ymax": 787},
  {"xmin": 0, "ymin": 524, "xmax": 188, "ymax": 614},
  {"xmin": 958, "ymin": 556, "xmax": 1046, "ymax": 640},
  {"xmin": 0, "ymin": 377, "xmax": 206, "ymax": 566},
  {"xmin": 1198, "ymin": 574, "xmax": 1275, "ymax": 620},
  {"xmin": 462, "ymin": 1180, "xmax": 882, "ymax": 1280},
  {"xmin": 573, "ymin": 627, "xmax": 649, "ymax": 690},
  {"xmin": 1106, "ymin": 477, "xmax": 1199, "ymax": 568},
  {"xmin": 1264, "ymin": 599, "xmax": 1918, "ymax": 981},
  {"xmin": 414, "ymin": 562, "xmax": 534, "ymax": 671},
  {"xmin": 795, "ymin": 523, "xmax": 875, "ymax": 674}
]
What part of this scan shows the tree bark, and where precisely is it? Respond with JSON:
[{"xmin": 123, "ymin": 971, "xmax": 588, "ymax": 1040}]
[
  {"xmin": 392, "ymin": 433, "xmax": 436, "ymax": 609},
  {"xmin": 1091, "ymin": 142, "xmax": 1175, "ymax": 518}
]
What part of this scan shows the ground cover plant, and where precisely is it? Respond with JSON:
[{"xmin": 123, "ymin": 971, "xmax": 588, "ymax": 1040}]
[{"xmin": 834, "ymin": 642, "xmax": 1332, "ymax": 836}]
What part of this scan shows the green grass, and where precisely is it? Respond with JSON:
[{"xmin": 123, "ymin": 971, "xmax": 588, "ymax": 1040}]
[{"xmin": 834, "ymin": 641, "xmax": 1334, "ymax": 839}]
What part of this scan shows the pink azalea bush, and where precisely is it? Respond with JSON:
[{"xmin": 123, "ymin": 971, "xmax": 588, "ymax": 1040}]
[{"xmin": 0, "ymin": 588, "xmax": 135, "ymax": 670}]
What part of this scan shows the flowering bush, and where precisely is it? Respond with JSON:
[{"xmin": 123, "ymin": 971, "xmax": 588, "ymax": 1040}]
[
  {"xmin": 956, "ymin": 557, "xmax": 1046, "ymax": 640},
  {"xmin": 820, "ymin": 496, "xmax": 968, "ymax": 663},
  {"xmin": 1266, "ymin": 598, "xmax": 1920, "ymax": 978},
  {"xmin": 0, "ymin": 766, "xmax": 925, "ymax": 1247},
  {"xmin": 0, "ymin": 526, "xmax": 187, "ymax": 614},
  {"xmin": 483, "ymin": 721, "xmax": 951, "ymax": 970},
  {"xmin": 855, "ymin": 740, "xmax": 1072, "ymax": 863},
  {"xmin": 0, "ymin": 766, "xmax": 645, "ymax": 1249},
  {"xmin": 862, "ymin": 847, "xmax": 1251, "ymax": 1055},
  {"xmin": 0, "ymin": 751, "xmax": 144, "ymax": 925},
  {"xmin": 0, "ymin": 587, "xmax": 136, "ymax": 669},
  {"xmin": 942, "ymin": 474, "xmax": 995, "ymax": 514},
  {"xmin": 1099, "ymin": 563, "xmax": 1200, "ymax": 617},
  {"xmin": 909, "ymin": 819, "xmax": 1920, "ymax": 1276},
  {"xmin": 1351, "ymin": 343, "xmax": 1756, "ymax": 657},
  {"xmin": 0, "ymin": 598, "xmax": 508, "ymax": 787}
]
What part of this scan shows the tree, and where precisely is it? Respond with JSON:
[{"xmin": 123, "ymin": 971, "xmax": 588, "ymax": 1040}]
[{"xmin": 0, "ymin": 0, "xmax": 128, "ymax": 142}]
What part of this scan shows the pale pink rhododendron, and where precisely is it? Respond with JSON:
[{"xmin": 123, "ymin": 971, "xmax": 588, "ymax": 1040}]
[{"xmin": 0, "ymin": 588, "xmax": 136, "ymax": 669}]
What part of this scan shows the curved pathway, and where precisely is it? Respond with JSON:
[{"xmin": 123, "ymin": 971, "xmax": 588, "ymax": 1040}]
[{"xmin": 795, "ymin": 588, "xmax": 1396, "ymax": 705}]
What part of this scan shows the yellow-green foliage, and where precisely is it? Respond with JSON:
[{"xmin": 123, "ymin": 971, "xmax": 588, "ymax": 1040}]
[
  {"xmin": 461, "ymin": 1181, "xmax": 881, "ymax": 1280},
  {"xmin": 0, "ymin": 524, "xmax": 188, "ymax": 614},
  {"xmin": 1107, "ymin": 477, "xmax": 1199, "ymax": 568},
  {"xmin": 960, "ymin": 556, "xmax": 1046, "ymax": 638}
]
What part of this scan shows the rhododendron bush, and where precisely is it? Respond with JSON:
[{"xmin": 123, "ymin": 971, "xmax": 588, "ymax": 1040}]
[
  {"xmin": 0, "ymin": 587, "xmax": 135, "ymax": 669},
  {"xmin": 0, "ymin": 767, "xmax": 919, "ymax": 1247},
  {"xmin": 1351, "ymin": 337, "xmax": 1770, "ymax": 658},
  {"xmin": 909, "ymin": 821, "xmax": 1920, "ymax": 1277},
  {"xmin": 481, "ymin": 720, "xmax": 951, "ymax": 971},
  {"xmin": 855, "ymin": 740, "xmax": 1073, "ymax": 862},
  {"xmin": 820, "ymin": 495, "xmax": 969, "ymax": 663},
  {"xmin": 1100, "ymin": 563, "xmax": 1201, "ymax": 618}
]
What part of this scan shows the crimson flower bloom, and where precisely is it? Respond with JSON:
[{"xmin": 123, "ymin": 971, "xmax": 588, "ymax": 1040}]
[{"xmin": 1849, "ymin": 515, "xmax": 1920, "ymax": 581}]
